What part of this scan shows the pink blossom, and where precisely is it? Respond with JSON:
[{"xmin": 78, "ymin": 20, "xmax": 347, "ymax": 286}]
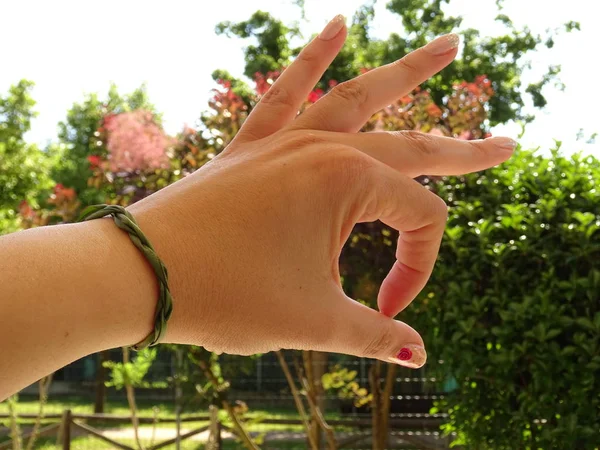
[{"xmin": 103, "ymin": 110, "xmax": 171, "ymax": 172}]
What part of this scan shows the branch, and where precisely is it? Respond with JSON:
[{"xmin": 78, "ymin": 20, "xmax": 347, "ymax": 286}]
[
  {"xmin": 275, "ymin": 351, "xmax": 318, "ymax": 450},
  {"xmin": 197, "ymin": 359, "xmax": 259, "ymax": 450},
  {"xmin": 380, "ymin": 363, "xmax": 397, "ymax": 448},
  {"xmin": 300, "ymin": 377, "xmax": 337, "ymax": 450},
  {"xmin": 25, "ymin": 374, "xmax": 53, "ymax": 450},
  {"xmin": 123, "ymin": 348, "xmax": 145, "ymax": 450},
  {"xmin": 6, "ymin": 395, "xmax": 22, "ymax": 450}
]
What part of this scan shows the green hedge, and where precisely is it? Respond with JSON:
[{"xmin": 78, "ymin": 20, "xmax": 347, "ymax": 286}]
[{"xmin": 410, "ymin": 147, "xmax": 599, "ymax": 449}]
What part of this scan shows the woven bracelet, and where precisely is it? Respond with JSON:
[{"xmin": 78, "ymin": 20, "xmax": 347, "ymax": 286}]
[{"xmin": 78, "ymin": 204, "xmax": 173, "ymax": 351}]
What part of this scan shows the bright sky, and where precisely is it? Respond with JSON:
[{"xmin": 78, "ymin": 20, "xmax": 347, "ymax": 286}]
[{"xmin": 1, "ymin": 0, "xmax": 598, "ymax": 156}]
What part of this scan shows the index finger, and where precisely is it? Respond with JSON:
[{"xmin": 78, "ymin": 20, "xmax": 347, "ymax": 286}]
[
  {"xmin": 235, "ymin": 15, "xmax": 347, "ymax": 142},
  {"xmin": 362, "ymin": 161, "xmax": 448, "ymax": 318},
  {"xmin": 294, "ymin": 33, "xmax": 460, "ymax": 133}
]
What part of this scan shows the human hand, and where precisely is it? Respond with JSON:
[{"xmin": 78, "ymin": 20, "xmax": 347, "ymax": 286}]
[{"xmin": 130, "ymin": 15, "xmax": 515, "ymax": 368}]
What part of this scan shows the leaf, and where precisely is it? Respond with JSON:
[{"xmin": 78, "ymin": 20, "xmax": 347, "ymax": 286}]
[
  {"xmin": 576, "ymin": 317, "xmax": 596, "ymax": 332},
  {"xmin": 545, "ymin": 329, "xmax": 561, "ymax": 340}
]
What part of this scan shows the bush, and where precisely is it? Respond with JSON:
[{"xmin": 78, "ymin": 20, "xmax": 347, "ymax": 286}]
[{"xmin": 410, "ymin": 147, "xmax": 600, "ymax": 449}]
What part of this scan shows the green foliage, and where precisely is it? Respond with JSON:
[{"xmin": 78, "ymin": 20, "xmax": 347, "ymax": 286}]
[
  {"xmin": 104, "ymin": 348, "xmax": 166, "ymax": 390},
  {"xmin": 409, "ymin": 147, "xmax": 599, "ymax": 449},
  {"xmin": 322, "ymin": 366, "xmax": 371, "ymax": 408},
  {"xmin": 220, "ymin": 0, "xmax": 578, "ymax": 126},
  {"xmin": 215, "ymin": 11, "xmax": 300, "ymax": 79},
  {"xmin": 4, "ymin": 3, "xmax": 592, "ymax": 447},
  {"xmin": 50, "ymin": 83, "xmax": 157, "ymax": 205},
  {"xmin": 0, "ymin": 80, "xmax": 54, "ymax": 234},
  {"xmin": 211, "ymin": 69, "xmax": 256, "ymax": 105}
]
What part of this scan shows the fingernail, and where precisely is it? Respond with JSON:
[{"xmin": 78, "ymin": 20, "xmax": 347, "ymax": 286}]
[
  {"xmin": 387, "ymin": 344, "xmax": 427, "ymax": 368},
  {"xmin": 319, "ymin": 14, "xmax": 345, "ymax": 41},
  {"xmin": 423, "ymin": 33, "xmax": 460, "ymax": 56},
  {"xmin": 489, "ymin": 137, "xmax": 518, "ymax": 151}
]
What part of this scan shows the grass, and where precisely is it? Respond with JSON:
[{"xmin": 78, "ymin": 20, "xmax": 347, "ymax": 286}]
[
  {"xmin": 18, "ymin": 435, "xmax": 309, "ymax": 449},
  {"xmin": 0, "ymin": 395, "xmax": 352, "ymax": 448},
  {"xmin": 0, "ymin": 394, "xmax": 347, "ymax": 424},
  {"xmin": 0, "ymin": 395, "xmax": 332, "ymax": 418},
  {"xmin": 0, "ymin": 395, "xmax": 180, "ymax": 417}
]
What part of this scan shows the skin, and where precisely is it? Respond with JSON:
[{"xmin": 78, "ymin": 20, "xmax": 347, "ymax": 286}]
[{"xmin": 0, "ymin": 16, "xmax": 515, "ymax": 401}]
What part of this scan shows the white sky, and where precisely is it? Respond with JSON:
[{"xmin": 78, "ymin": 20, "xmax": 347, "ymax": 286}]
[{"xmin": 1, "ymin": 0, "xmax": 598, "ymax": 156}]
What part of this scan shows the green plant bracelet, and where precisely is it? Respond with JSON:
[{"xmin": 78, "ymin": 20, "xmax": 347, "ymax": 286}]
[{"xmin": 78, "ymin": 204, "xmax": 173, "ymax": 350}]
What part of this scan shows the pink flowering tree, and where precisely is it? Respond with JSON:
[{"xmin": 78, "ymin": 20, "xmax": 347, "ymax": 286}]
[{"xmin": 102, "ymin": 110, "xmax": 170, "ymax": 173}]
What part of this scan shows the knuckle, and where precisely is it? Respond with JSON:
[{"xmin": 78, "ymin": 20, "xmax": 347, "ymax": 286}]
[
  {"xmin": 430, "ymin": 194, "xmax": 449, "ymax": 222},
  {"xmin": 363, "ymin": 322, "xmax": 396, "ymax": 358},
  {"xmin": 260, "ymin": 85, "xmax": 296, "ymax": 110},
  {"xmin": 330, "ymin": 80, "xmax": 369, "ymax": 109},
  {"xmin": 467, "ymin": 140, "xmax": 488, "ymax": 156},
  {"xmin": 329, "ymin": 147, "xmax": 374, "ymax": 176},
  {"xmin": 400, "ymin": 130, "xmax": 439, "ymax": 156},
  {"xmin": 314, "ymin": 146, "xmax": 374, "ymax": 191},
  {"xmin": 393, "ymin": 56, "xmax": 420, "ymax": 82},
  {"xmin": 285, "ymin": 131, "xmax": 328, "ymax": 150},
  {"xmin": 295, "ymin": 46, "xmax": 320, "ymax": 68}
]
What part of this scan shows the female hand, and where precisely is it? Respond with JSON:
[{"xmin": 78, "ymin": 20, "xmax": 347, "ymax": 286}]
[
  {"xmin": 128, "ymin": 16, "xmax": 515, "ymax": 368},
  {"xmin": 0, "ymin": 16, "xmax": 516, "ymax": 399}
]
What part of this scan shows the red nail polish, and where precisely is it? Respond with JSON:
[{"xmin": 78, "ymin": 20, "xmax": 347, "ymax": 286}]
[{"xmin": 397, "ymin": 347, "xmax": 413, "ymax": 361}]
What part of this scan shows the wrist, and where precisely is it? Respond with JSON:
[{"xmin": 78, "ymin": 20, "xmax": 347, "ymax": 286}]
[
  {"xmin": 0, "ymin": 219, "xmax": 159, "ymax": 397},
  {"xmin": 127, "ymin": 194, "xmax": 216, "ymax": 347},
  {"xmin": 80, "ymin": 218, "xmax": 159, "ymax": 349}
]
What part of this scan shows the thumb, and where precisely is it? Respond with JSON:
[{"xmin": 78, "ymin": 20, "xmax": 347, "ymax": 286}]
[{"xmin": 320, "ymin": 293, "xmax": 427, "ymax": 369}]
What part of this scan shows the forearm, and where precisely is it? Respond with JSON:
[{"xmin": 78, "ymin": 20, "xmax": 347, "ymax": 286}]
[{"xmin": 0, "ymin": 219, "xmax": 157, "ymax": 400}]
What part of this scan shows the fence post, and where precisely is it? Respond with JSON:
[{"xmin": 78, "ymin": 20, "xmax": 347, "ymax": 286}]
[
  {"xmin": 207, "ymin": 405, "xmax": 221, "ymax": 450},
  {"xmin": 61, "ymin": 409, "xmax": 71, "ymax": 450}
]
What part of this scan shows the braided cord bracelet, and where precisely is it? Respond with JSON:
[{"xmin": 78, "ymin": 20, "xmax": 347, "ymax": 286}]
[{"xmin": 78, "ymin": 204, "xmax": 173, "ymax": 350}]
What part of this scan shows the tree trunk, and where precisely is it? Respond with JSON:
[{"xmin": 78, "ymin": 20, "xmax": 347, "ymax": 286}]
[
  {"xmin": 311, "ymin": 351, "xmax": 328, "ymax": 414},
  {"xmin": 369, "ymin": 361, "xmax": 383, "ymax": 450},
  {"xmin": 380, "ymin": 364, "xmax": 397, "ymax": 449},
  {"xmin": 207, "ymin": 405, "xmax": 222, "ymax": 450},
  {"xmin": 300, "ymin": 377, "xmax": 338, "ymax": 449},
  {"xmin": 276, "ymin": 351, "xmax": 318, "ymax": 450},
  {"xmin": 122, "ymin": 348, "xmax": 144, "ymax": 450},
  {"xmin": 94, "ymin": 351, "xmax": 109, "ymax": 414},
  {"xmin": 175, "ymin": 348, "xmax": 183, "ymax": 450},
  {"xmin": 294, "ymin": 351, "xmax": 338, "ymax": 449},
  {"xmin": 369, "ymin": 362, "xmax": 397, "ymax": 449},
  {"xmin": 197, "ymin": 359, "xmax": 259, "ymax": 450},
  {"xmin": 303, "ymin": 351, "xmax": 321, "ymax": 448}
]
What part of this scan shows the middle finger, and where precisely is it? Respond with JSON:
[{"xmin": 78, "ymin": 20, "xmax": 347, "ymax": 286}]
[
  {"xmin": 293, "ymin": 33, "xmax": 460, "ymax": 133},
  {"xmin": 319, "ymin": 130, "xmax": 517, "ymax": 178}
]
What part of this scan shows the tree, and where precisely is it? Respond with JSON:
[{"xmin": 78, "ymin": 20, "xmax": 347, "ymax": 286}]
[
  {"xmin": 49, "ymin": 84, "xmax": 158, "ymax": 205},
  {"xmin": 0, "ymin": 80, "xmax": 54, "ymax": 234},
  {"xmin": 104, "ymin": 348, "xmax": 166, "ymax": 450},
  {"xmin": 212, "ymin": 2, "xmax": 583, "ymax": 448},
  {"xmin": 18, "ymin": 83, "xmax": 254, "ymax": 447},
  {"xmin": 414, "ymin": 148, "xmax": 599, "ymax": 449},
  {"xmin": 215, "ymin": 1, "xmax": 578, "ymax": 126},
  {"xmin": 14, "ymin": 2, "xmax": 592, "ymax": 447},
  {"xmin": 2, "ymin": 376, "xmax": 53, "ymax": 450}
]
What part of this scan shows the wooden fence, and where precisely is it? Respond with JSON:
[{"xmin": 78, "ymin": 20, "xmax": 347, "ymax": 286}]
[{"xmin": 0, "ymin": 409, "xmax": 448, "ymax": 449}]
